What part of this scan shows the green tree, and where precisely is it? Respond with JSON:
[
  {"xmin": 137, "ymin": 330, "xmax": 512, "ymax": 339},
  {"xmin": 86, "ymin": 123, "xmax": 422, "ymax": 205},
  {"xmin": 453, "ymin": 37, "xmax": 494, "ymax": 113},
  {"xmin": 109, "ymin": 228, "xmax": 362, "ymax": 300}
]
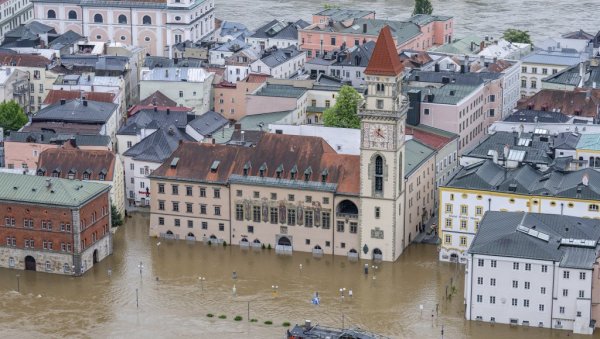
[
  {"xmin": 111, "ymin": 204, "xmax": 123, "ymax": 227},
  {"xmin": 323, "ymin": 85, "xmax": 361, "ymax": 129},
  {"xmin": 502, "ymin": 29, "xmax": 532, "ymax": 45},
  {"xmin": 412, "ymin": 0, "xmax": 433, "ymax": 15},
  {"xmin": 0, "ymin": 100, "xmax": 27, "ymax": 135}
]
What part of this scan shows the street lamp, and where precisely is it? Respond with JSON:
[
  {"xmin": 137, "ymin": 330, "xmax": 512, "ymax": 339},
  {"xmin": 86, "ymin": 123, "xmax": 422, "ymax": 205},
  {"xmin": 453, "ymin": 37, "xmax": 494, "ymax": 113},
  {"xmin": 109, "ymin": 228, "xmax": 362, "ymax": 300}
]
[
  {"xmin": 138, "ymin": 261, "xmax": 144, "ymax": 276},
  {"xmin": 272, "ymin": 285, "xmax": 278, "ymax": 297},
  {"xmin": 16, "ymin": 274, "xmax": 20, "ymax": 293},
  {"xmin": 156, "ymin": 242, "xmax": 161, "ymax": 252},
  {"xmin": 339, "ymin": 287, "xmax": 346, "ymax": 302},
  {"xmin": 198, "ymin": 276, "xmax": 206, "ymax": 291}
]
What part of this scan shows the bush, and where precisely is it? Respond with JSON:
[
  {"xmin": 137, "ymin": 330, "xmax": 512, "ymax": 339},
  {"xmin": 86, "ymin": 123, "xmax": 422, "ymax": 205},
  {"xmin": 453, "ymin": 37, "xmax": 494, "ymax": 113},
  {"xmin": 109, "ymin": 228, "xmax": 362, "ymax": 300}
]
[
  {"xmin": 234, "ymin": 315, "xmax": 243, "ymax": 321},
  {"xmin": 206, "ymin": 313, "xmax": 214, "ymax": 318},
  {"xmin": 267, "ymin": 244, "xmax": 272, "ymax": 250},
  {"xmin": 250, "ymin": 318, "xmax": 258, "ymax": 323},
  {"xmin": 282, "ymin": 322, "xmax": 291, "ymax": 327},
  {"xmin": 261, "ymin": 244, "xmax": 266, "ymax": 249},
  {"xmin": 208, "ymin": 240, "xmax": 212, "ymax": 246},
  {"xmin": 264, "ymin": 320, "xmax": 273, "ymax": 325},
  {"xmin": 223, "ymin": 241, "xmax": 227, "ymax": 247},
  {"xmin": 218, "ymin": 314, "xmax": 227, "ymax": 319}
]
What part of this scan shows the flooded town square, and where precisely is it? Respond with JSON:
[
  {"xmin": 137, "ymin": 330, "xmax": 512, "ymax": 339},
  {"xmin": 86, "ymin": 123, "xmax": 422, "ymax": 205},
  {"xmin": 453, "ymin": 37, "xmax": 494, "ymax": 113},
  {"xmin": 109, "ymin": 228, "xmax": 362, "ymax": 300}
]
[{"xmin": 0, "ymin": 213, "xmax": 595, "ymax": 338}]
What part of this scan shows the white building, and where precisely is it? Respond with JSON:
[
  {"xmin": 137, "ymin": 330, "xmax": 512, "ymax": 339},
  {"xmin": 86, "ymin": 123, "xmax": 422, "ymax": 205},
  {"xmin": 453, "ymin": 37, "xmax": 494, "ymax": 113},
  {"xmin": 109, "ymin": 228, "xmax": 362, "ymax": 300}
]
[
  {"xmin": 465, "ymin": 211, "xmax": 600, "ymax": 335},
  {"xmin": 250, "ymin": 46, "xmax": 306, "ymax": 79},
  {"xmin": 31, "ymin": 0, "xmax": 215, "ymax": 57},
  {"xmin": 520, "ymin": 51, "xmax": 584, "ymax": 97},
  {"xmin": 439, "ymin": 160, "xmax": 600, "ymax": 263},
  {"xmin": 246, "ymin": 19, "xmax": 309, "ymax": 51},
  {"xmin": 139, "ymin": 67, "xmax": 213, "ymax": 115},
  {"xmin": 0, "ymin": 0, "xmax": 34, "ymax": 42}
]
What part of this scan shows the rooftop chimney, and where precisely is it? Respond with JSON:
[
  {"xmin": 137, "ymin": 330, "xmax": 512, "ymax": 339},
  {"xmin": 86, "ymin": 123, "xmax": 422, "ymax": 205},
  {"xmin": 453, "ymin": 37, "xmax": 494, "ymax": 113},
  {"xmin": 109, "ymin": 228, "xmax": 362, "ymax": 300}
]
[
  {"xmin": 166, "ymin": 108, "xmax": 171, "ymax": 115},
  {"xmin": 60, "ymin": 99, "xmax": 66, "ymax": 105},
  {"xmin": 305, "ymin": 320, "xmax": 312, "ymax": 330},
  {"xmin": 489, "ymin": 149, "xmax": 499, "ymax": 164},
  {"xmin": 82, "ymin": 100, "xmax": 88, "ymax": 107},
  {"xmin": 362, "ymin": 23, "xmax": 367, "ymax": 34},
  {"xmin": 582, "ymin": 173, "xmax": 589, "ymax": 186},
  {"xmin": 503, "ymin": 144, "xmax": 510, "ymax": 159}
]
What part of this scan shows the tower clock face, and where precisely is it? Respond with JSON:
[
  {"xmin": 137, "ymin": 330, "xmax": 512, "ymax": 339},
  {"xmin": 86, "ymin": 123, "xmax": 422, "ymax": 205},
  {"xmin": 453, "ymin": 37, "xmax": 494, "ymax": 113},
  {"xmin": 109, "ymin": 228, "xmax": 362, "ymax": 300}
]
[{"xmin": 366, "ymin": 123, "xmax": 393, "ymax": 149}]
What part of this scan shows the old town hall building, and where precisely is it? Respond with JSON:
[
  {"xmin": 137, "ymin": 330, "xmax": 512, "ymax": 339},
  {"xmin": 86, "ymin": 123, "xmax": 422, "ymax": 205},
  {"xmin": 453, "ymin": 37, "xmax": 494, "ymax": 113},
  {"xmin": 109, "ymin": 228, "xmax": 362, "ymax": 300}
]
[{"xmin": 148, "ymin": 27, "xmax": 419, "ymax": 261}]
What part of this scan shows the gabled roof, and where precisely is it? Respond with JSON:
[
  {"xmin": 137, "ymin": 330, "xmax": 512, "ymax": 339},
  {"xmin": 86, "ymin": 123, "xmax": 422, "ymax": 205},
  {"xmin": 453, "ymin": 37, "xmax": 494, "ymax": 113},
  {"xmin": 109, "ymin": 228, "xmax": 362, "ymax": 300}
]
[
  {"xmin": 142, "ymin": 56, "xmax": 203, "ymax": 69},
  {"xmin": 406, "ymin": 124, "xmax": 457, "ymax": 150},
  {"xmin": 504, "ymin": 109, "xmax": 570, "ymax": 123},
  {"xmin": 43, "ymin": 90, "xmax": 115, "ymax": 105},
  {"xmin": 0, "ymin": 52, "xmax": 52, "ymax": 68},
  {"xmin": 464, "ymin": 131, "xmax": 553, "ymax": 165},
  {"xmin": 38, "ymin": 147, "xmax": 116, "ymax": 181},
  {"xmin": 445, "ymin": 160, "xmax": 600, "ymax": 200},
  {"xmin": 517, "ymin": 89, "xmax": 600, "ymax": 117},
  {"xmin": 48, "ymin": 30, "xmax": 84, "ymax": 49},
  {"xmin": 0, "ymin": 172, "xmax": 109, "ymax": 207},
  {"xmin": 151, "ymin": 133, "xmax": 360, "ymax": 195},
  {"xmin": 405, "ymin": 139, "xmax": 435, "ymax": 176},
  {"xmin": 118, "ymin": 109, "xmax": 191, "ymax": 135},
  {"xmin": 139, "ymin": 90, "xmax": 178, "ymax": 107},
  {"xmin": 122, "ymin": 126, "xmax": 192, "ymax": 163},
  {"xmin": 250, "ymin": 19, "xmax": 309, "ymax": 41},
  {"xmin": 6, "ymin": 131, "xmax": 110, "ymax": 147},
  {"xmin": 364, "ymin": 26, "xmax": 403, "ymax": 76},
  {"xmin": 469, "ymin": 211, "xmax": 600, "ymax": 269},
  {"xmin": 33, "ymin": 99, "xmax": 117, "ymax": 124},
  {"xmin": 258, "ymin": 46, "xmax": 303, "ymax": 68},
  {"xmin": 187, "ymin": 111, "xmax": 228, "ymax": 136}
]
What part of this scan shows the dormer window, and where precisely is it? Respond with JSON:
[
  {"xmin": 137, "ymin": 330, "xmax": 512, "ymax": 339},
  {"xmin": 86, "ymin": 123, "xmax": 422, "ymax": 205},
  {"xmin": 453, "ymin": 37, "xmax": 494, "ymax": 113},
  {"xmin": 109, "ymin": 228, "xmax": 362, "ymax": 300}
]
[
  {"xmin": 259, "ymin": 163, "xmax": 267, "ymax": 177},
  {"xmin": 210, "ymin": 160, "xmax": 220, "ymax": 173},
  {"xmin": 290, "ymin": 165, "xmax": 298, "ymax": 180},
  {"xmin": 37, "ymin": 168, "xmax": 45, "ymax": 176},
  {"xmin": 243, "ymin": 161, "xmax": 251, "ymax": 176},
  {"xmin": 99, "ymin": 173, "xmax": 105, "ymax": 181},
  {"xmin": 83, "ymin": 173, "xmax": 90, "ymax": 180},
  {"xmin": 304, "ymin": 167, "xmax": 312, "ymax": 181},
  {"xmin": 52, "ymin": 169, "xmax": 60, "ymax": 178},
  {"xmin": 276, "ymin": 164, "xmax": 284, "ymax": 179},
  {"xmin": 321, "ymin": 169, "xmax": 328, "ymax": 183}
]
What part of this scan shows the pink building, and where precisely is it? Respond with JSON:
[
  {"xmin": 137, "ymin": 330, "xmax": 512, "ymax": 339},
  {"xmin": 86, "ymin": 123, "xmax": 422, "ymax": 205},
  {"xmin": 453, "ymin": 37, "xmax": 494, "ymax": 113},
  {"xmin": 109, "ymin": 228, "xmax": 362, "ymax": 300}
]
[
  {"xmin": 31, "ymin": 0, "xmax": 215, "ymax": 57},
  {"xmin": 405, "ymin": 70, "xmax": 503, "ymax": 154},
  {"xmin": 299, "ymin": 12, "xmax": 453, "ymax": 59}
]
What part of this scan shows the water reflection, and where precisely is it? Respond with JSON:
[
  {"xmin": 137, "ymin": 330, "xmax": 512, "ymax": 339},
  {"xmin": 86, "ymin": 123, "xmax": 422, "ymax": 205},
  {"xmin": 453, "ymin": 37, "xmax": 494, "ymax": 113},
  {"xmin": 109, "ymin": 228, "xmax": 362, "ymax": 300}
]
[{"xmin": 0, "ymin": 213, "xmax": 595, "ymax": 338}]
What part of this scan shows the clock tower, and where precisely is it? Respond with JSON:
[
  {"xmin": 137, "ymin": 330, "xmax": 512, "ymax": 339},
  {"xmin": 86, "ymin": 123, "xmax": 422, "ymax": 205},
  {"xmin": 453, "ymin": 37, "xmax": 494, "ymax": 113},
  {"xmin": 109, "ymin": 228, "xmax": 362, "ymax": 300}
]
[{"xmin": 359, "ymin": 26, "xmax": 408, "ymax": 261}]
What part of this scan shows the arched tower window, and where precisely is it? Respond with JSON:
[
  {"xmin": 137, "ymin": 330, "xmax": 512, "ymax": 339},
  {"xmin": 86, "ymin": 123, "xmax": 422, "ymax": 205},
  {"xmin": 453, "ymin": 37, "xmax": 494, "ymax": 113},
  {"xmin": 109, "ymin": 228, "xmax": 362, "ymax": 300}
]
[
  {"xmin": 118, "ymin": 14, "xmax": 127, "ymax": 24},
  {"xmin": 47, "ymin": 10, "xmax": 56, "ymax": 19},
  {"xmin": 68, "ymin": 10, "xmax": 77, "ymax": 20},
  {"xmin": 375, "ymin": 155, "xmax": 383, "ymax": 194},
  {"xmin": 94, "ymin": 14, "xmax": 103, "ymax": 23},
  {"xmin": 143, "ymin": 15, "xmax": 152, "ymax": 25}
]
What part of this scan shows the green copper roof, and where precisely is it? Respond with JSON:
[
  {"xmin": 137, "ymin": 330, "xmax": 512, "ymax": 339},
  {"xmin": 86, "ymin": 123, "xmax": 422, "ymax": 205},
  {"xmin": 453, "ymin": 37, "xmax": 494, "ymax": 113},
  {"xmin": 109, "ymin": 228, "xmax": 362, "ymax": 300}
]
[
  {"xmin": 0, "ymin": 173, "xmax": 110, "ymax": 207},
  {"xmin": 405, "ymin": 139, "xmax": 435, "ymax": 176},
  {"xmin": 577, "ymin": 134, "xmax": 600, "ymax": 151}
]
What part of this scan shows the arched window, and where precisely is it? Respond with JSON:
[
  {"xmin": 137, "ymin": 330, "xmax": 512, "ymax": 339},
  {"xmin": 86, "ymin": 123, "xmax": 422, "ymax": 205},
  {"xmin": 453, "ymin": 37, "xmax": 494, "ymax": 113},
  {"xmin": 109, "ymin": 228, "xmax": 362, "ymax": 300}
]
[
  {"xmin": 142, "ymin": 15, "xmax": 152, "ymax": 25},
  {"xmin": 118, "ymin": 14, "xmax": 127, "ymax": 24},
  {"xmin": 93, "ymin": 14, "xmax": 103, "ymax": 23},
  {"xmin": 375, "ymin": 155, "xmax": 383, "ymax": 194},
  {"xmin": 47, "ymin": 10, "xmax": 56, "ymax": 19},
  {"xmin": 68, "ymin": 10, "xmax": 77, "ymax": 20}
]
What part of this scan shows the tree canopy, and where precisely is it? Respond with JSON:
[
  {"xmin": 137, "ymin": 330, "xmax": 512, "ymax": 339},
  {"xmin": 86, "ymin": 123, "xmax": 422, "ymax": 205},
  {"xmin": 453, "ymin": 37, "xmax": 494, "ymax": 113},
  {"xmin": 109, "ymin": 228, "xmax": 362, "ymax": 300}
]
[
  {"xmin": 111, "ymin": 204, "xmax": 123, "ymax": 227},
  {"xmin": 0, "ymin": 100, "xmax": 27, "ymax": 135},
  {"xmin": 413, "ymin": 0, "xmax": 433, "ymax": 16},
  {"xmin": 502, "ymin": 29, "xmax": 533, "ymax": 45},
  {"xmin": 323, "ymin": 85, "xmax": 361, "ymax": 129}
]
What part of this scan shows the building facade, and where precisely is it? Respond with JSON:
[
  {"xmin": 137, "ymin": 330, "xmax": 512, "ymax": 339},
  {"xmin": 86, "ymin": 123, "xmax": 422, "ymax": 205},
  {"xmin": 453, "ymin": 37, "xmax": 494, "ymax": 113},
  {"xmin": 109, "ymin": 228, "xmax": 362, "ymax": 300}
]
[
  {"xmin": 31, "ymin": 0, "xmax": 215, "ymax": 57},
  {"xmin": 439, "ymin": 160, "xmax": 600, "ymax": 263},
  {"xmin": 465, "ymin": 211, "xmax": 600, "ymax": 335},
  {"xmin": 0, "ymin": 173, "xmax": 112, "ymax": 275},
  {"xmin": 0, "ymin": 0, "xmax": 34, "ymax": 43}
]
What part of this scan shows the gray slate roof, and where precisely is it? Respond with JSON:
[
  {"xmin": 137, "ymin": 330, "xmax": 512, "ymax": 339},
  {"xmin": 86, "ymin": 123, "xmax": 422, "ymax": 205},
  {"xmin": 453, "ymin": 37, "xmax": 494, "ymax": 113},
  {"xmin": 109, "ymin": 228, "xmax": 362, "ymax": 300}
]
[
  {"xmin": 405, "ymin": 139, "xmax": 435, "ymax": 176},
  {"xmin": 32, "ymin": 99, "xmax": 117, "ymax": 124},
  {"xmin": 521, "ymin": 50, "xmax": 583, "ymax": 66},
  {"xmin": 407, "ymin": 70, "xmax": 502, "ymax": 86},
  {"xmin": 6, "ymin": 131, "xmax": 110, "ymax": 146},
  {"xmin": 118, "ymin": 109, "xmax": 192, "ymax": 135},
  {"xmin": 187, "ymin": 111, "xmax": 228, "ymax": 136},
  {"xmin": 469, "ymin": 211, "xmax": 600, "ymax": 269},
  {"xmin": 122, "ymin": 126, "xmax": 192, "ymax": 163},
  {"xmin": 332, "ymin": 41, "xmax": 375, "ymax": 67},
  {"xmin": 250, "ymin": 19, "xmax": 309, "ymax": 41},
  {"xmin": 259, "ymin": 46, "xmax": 303, "ymax": 68},
  {"xmin": 446, "ymin": 160, "xmax": 600, "ymax": 200},
  {"xmin": 504, "ymin": 109, "xmax": 570, "ymax": 123},
  {"xmin": 254, "ymin": 83, "xmax": 307, "ymax": 98},
  {"xmin": 48, "ymin": 30, "xmax": 84, "ymax": 49},
  {"xmin": 464, "ymin": 131, "xmax": 553, "ymax": 165},
  {"xmin": 143, "ymin": 56, "xmax": 203, "ymax": 68}
]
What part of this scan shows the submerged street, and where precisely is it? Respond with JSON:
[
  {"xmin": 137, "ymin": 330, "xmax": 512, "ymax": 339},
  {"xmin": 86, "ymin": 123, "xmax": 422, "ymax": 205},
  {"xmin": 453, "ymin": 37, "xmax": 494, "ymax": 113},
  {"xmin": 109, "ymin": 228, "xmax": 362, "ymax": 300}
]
[{"xmin": 0, "ymin": 213, "xmax": 594, "ymax": 338}]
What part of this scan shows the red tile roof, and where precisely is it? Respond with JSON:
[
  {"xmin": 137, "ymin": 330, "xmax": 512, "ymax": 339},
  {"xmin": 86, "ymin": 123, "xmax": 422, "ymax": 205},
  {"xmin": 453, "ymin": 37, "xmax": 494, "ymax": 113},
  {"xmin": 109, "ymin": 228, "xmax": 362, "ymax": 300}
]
[
  {"xmin": 0, "ymin": 52, "xmax": 51, "ymax": 68},
  {"xmin": 245, "ymin": 73, "xmax": 270, "ymax": 83},
  {"xmin": 43, "ymin": 90, "xmax": 115, "ymax": 105},
  {"xmin": 140, "ymin": 90, "xmax": 178, "ymax": 107},
  {"xmin": 517, "ymin": 89, "xmax": 600, "ymax": 117},
  {"xmin": 364, "ymin": 26, "xmax": 404, "ymax": 76},
  {"xmin": 406, "ymin": 125, "xmax": 456, "ymax": 150},
  {"xmin": 152, "ymin": 133, "xmax": 360, "ymax": 195},
  {"xmin": 37, "ymin": 145, "xmax": 116, "ymax": 181}
]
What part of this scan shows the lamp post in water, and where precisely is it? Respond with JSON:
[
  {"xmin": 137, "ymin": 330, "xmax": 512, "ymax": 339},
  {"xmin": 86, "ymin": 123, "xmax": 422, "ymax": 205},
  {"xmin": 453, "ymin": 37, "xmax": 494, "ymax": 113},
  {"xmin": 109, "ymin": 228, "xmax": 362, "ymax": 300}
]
[
  {"xmin": 198, "ymin": 276, "xmax": 205, "ymax": 291},
  {"xmin": 138, "ymin": 261, "xmax": 144, "ymax": 277},
  {"xmin": 16, "ymin": 274, "xmax": 20, "ymax": 293}
]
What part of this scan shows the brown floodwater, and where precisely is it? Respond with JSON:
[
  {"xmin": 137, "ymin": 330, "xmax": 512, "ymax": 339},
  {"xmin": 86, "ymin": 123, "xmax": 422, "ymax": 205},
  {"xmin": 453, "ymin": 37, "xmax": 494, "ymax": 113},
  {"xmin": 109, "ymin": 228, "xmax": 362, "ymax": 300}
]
[{"xmin": 0, "ymin": 213, "xmax": 596, "ymax": 338}]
